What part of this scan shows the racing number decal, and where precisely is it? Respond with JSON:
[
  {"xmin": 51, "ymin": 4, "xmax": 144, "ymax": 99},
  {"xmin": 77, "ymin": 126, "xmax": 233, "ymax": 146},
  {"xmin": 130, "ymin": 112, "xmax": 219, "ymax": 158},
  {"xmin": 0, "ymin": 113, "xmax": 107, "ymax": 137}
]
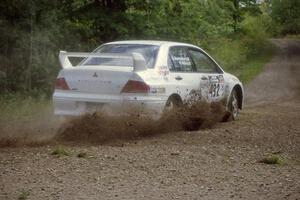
[
  {"xmin": 200, "ymin": 75, "xmax": 224, "ymax": 100},
  {"xmin": 211, "ymin": 83, "xmax": 220, "ymax": 97},
  {"xmin": 208, "ymin": 75, "xmax": 224, "ymax": 98}
]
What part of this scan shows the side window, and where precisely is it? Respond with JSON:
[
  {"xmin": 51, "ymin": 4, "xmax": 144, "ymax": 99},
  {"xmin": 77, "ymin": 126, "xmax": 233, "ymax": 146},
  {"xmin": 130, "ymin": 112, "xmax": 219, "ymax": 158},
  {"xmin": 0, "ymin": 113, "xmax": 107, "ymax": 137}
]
[
  {"xmin": 168, "ymin": 47, "xmax": 193, "ymax": 72},
  {"xmin": 188, "ymin": 49, "xmax": 220, "ymax": 73}
]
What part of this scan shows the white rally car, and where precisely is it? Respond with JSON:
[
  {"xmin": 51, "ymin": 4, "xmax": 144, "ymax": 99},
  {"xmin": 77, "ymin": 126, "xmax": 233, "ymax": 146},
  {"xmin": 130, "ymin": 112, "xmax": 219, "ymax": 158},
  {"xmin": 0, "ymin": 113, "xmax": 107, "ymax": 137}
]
[{"xmin": 53, "ymin": 40, "xmax": 243, "ymax": 120}]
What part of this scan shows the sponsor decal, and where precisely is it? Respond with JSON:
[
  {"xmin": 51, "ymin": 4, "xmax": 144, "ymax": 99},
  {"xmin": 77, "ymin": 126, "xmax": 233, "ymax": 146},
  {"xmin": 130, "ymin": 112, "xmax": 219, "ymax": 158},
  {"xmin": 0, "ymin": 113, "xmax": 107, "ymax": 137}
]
[
  {"xmin": 157, "ymin": 66, "xmax": 169, "ymax": 76},
  {"xmin": 218, "ymin": 75, "xmax": 224, "ymax": 83}
]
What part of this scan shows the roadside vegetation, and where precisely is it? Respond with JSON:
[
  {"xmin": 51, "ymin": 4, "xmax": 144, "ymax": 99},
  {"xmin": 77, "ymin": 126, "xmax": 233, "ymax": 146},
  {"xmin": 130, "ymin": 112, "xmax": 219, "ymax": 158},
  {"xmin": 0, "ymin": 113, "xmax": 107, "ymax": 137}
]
[
  {"xmin": 50, "ymin": 147, "xmax": 95, "ymax": 159},
  {"xmin": 260, "ymin": 154, "xmax": 284, "ymax": 165},
  {"xmin": 18, "ymin": 190, "xmax": 30, "ymax": 200},
  {"xmin": 0, "ymin": 94, "xmax": 51, "ymax": 122},
  {"xmin": 51, "ymin": 146, "xmax": 70, "ymax": 157},
  {"xmin": 235, "ymin": 42, "xmax": 275, "ymax": 83},
  {"xmin": 77, "ymin": 152, "xmax": 88, "ymax": 158},
  {"xmin": 0, "ymin": 0, "xmax": 299, "ymax": 120}
]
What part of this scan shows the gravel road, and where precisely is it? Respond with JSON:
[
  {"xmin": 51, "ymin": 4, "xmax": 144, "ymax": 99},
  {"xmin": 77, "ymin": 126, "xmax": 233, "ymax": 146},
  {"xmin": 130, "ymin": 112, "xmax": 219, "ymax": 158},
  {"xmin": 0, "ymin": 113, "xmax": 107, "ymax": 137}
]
[{"xmin": 0, "ymin": 39, "xmax": 299, "ymax": 200}]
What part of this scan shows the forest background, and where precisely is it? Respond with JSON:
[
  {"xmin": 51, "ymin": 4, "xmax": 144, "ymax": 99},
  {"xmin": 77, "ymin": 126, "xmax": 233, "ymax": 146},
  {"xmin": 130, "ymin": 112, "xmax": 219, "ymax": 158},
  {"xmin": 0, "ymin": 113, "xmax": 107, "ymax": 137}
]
[{"xmin": 0, "ymin": 0, "xmax": 299, "ymax": 116}]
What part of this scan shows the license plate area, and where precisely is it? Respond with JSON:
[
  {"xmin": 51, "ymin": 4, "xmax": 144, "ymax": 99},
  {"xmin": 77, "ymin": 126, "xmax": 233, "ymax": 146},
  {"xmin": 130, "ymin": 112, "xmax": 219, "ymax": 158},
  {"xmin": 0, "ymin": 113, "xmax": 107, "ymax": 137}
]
[{"xmin": 85, "ymin": 102, "xmax": 106, "ymax": 113}]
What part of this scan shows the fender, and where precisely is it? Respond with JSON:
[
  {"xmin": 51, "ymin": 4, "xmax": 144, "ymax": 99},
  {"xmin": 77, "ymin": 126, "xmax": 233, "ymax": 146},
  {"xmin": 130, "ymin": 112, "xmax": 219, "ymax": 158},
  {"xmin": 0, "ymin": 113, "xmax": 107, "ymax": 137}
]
[{"xmin": 224, "ymin": 73, "xmax": 244, "ymax": 110}]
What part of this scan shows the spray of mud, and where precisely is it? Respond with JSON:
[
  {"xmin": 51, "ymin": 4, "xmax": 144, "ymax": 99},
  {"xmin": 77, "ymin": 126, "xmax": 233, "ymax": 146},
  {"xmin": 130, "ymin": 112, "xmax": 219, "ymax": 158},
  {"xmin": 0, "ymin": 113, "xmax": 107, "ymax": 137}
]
[
  {"xmin": 55, "ymin": 100, "xmax": 226, "ymax": 145},
  {"xmin": 0, "ymin": 114, "xmax": 61, "ymax": 147},
  {"xmin": 0, "ymin": 99, "xmax": 227, "ymax": 147}
]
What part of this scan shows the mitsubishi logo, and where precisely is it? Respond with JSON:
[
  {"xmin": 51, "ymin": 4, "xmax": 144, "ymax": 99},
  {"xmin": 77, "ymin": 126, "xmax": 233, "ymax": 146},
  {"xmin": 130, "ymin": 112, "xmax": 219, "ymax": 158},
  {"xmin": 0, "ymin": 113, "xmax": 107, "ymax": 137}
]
[{"xmin": 92, "ymin": 72, "xmax": 98, "ymax": 78}]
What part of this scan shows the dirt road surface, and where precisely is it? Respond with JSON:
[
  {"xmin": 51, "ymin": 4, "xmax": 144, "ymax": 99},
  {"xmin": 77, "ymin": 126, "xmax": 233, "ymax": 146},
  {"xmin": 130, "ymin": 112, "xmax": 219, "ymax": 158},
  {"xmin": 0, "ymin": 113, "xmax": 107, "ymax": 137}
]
[{"xmin": 0, "ymin": 39, "xmax": 299, "ymax": 200}]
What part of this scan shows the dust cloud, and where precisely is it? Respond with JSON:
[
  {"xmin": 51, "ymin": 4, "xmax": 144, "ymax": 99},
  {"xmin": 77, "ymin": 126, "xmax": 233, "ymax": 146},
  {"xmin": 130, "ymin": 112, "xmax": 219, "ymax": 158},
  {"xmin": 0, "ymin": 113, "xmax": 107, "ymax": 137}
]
[
  {"xmin": 0, "ymin": 114, "xmax": 61, "ymax": 147},
  {"xmin": 0, "ymin": 100, "xmax": 227, "ymax": 147},
  {"xmin": 56, "ymin": 100, "xmax": 226, "ymax": 145}
]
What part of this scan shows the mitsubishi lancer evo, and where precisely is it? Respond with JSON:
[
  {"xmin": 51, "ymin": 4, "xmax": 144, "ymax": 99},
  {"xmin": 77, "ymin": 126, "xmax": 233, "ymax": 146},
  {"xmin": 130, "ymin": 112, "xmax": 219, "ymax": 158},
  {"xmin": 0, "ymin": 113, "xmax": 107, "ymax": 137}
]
[{"xmin": 53, "ymin": 40, "xmax": 243, "ymax": 120}]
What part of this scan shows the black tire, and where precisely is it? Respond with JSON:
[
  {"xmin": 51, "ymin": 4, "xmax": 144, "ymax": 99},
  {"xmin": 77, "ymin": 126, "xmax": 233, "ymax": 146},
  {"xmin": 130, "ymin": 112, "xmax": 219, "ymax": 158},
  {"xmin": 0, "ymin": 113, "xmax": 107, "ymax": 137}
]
[
  {"xmin": 164, "ymin": 96, "xmax": 182, "ymax": 112},
  {"xmin": 223, "ymin": 90, "xmax": 239, "ymax": 122}
]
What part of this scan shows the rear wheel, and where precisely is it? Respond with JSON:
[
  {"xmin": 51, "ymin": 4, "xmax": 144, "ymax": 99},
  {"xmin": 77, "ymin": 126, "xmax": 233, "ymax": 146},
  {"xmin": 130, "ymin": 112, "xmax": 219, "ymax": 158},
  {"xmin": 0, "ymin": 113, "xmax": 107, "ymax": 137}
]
[
  {"xmin": 223, "ymin": 90, "xmax": 239, "ymax": 122},
  {"xmin": 164, "ymin": 96, "xmax": 182, "ymax": 112}
]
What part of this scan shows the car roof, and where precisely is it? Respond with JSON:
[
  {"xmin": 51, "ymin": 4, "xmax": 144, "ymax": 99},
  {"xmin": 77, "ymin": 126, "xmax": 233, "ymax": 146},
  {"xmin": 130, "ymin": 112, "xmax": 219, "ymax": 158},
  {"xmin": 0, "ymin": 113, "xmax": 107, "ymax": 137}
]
[{"xmin": 104, "ymin": 40, "xmax": 196, "ymax": 47}]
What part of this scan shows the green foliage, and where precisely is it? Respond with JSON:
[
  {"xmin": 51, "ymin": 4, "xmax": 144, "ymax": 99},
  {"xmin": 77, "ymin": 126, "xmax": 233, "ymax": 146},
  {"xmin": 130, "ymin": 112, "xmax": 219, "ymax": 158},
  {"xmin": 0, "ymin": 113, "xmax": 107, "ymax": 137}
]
[
  {"xmin": 241, "ymin": 14, "xmax": 271, "ymax": 57},
  {"xmin": 260, "ymin": 155, "xmax": 284, "ymax": 165},
  {"xmin": 270, "ymin": 0, "xmax": 300, "ymax": 35},
  {"xmin": 51, "ymin": 146, "xmax": 70, "ymax": 157},
  {"xmin": 209, "ymin": 39, "xmax": 248, "ymax": 71},
  {"xmin": 18, "ymin": 190, "xmax": 30, "ymax": 200},
  {"xmin": 0, "ymin": 93, "xmax": 51, "ymax": 122},
  {"xmin": 0, "ymin": 0, "xmax": 284, "ymax": 96},
  {"xmin": 224, "ymin": 0, "xmax": 262, "ymax": 32},
  {"xmin": 237, "ymin": 42, "xmax": 274, "ymax": 83},
  {"xmin": 0, "ymin": 0, "xmax": 66, "ymax": 94},
  {"xmin": 209, "ymin": 38, "xmax": 274, "ymax": 83}
]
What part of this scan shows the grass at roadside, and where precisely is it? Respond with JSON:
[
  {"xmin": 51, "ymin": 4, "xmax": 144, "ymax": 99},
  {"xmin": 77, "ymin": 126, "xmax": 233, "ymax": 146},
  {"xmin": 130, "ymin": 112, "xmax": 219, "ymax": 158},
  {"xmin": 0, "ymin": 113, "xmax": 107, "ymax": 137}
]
[
  {"xmin": 285, "ymin": 34, "xmax": 300, "ymax": 39},
  {"xmin": 0, "ymin": 94, "xmax": 55, "ymax": 148},
  {"xmin": 0, "ymin": 94, "xmax": 52, "ymax": 122},
  {"xmin": 18, "ymin": 190, "xmax": 30, "ymax": 200},
  {"xmin": 259, "ymin": 154, "xmax": 284, "ymax": 165},
  {"xmin": 210, "ymin": 38, "xmax": 275, "ymax": 84},
  {"xmin": 237, "ymin": 45, "xmax": 274, "ymax": 83},
  {"xmin": 51, "ymin": 146, "xmax": 70, "ymax": 157},
  {"xmin": 223, "ymin": 41, "xmax": 275, "ymax": 84}
]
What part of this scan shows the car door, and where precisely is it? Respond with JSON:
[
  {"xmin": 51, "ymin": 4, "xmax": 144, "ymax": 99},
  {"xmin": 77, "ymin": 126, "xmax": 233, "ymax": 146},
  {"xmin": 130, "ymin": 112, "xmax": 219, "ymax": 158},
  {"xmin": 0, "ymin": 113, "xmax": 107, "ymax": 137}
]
[
  {"xmin": 187, "ymin": 48, "xmax": 226, "ymax": 102},
  {"xmin": 167, "ymin": 46, "xmax": 201, "ymax": 100}
]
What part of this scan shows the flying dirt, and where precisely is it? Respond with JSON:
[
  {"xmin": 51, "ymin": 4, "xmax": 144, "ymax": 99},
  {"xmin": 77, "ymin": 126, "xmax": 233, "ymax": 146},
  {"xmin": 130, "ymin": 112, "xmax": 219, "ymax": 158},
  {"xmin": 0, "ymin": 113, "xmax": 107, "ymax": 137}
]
[
  {"xmin": 0, "ymin": 39, "xmax": 299, "ymax": 200},
  {"xmin": 0, "ymin": 99, "xmax": 226, "ymax": 147},
  {"xmin": 56, "ymin": 100, "xmax": 226, "ymax": 144}
]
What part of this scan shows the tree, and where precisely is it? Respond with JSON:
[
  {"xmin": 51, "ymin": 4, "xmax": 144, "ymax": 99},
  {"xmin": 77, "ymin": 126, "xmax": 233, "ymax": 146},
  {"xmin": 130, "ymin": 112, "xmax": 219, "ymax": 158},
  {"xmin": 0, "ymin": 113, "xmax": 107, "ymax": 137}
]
[
  {"xmin": 270, "ymin": 0, "xmax": 300, "ymax": 34},
  {"xmin": 226, "ymin": 0, "xmax": 261, "ymax": 32},
  {"xmin": 0, "ymin": 0, "xmax": 279, "ymax": 95}
]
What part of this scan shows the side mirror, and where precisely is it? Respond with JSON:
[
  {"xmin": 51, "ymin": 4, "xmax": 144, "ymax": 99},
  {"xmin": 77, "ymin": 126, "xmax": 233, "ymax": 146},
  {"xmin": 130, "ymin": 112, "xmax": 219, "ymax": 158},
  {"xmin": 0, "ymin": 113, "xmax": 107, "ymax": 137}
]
[{"xmin": 132, "ymin": 53, "xmax": 147, "ymax": 72}]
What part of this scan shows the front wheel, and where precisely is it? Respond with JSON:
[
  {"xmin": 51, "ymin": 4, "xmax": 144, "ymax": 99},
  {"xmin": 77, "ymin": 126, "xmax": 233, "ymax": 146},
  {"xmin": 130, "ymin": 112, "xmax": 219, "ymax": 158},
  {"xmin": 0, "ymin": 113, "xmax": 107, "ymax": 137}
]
[{"xmin": 223, "ymin": 90, "xmax": 239, "ymax": 122}]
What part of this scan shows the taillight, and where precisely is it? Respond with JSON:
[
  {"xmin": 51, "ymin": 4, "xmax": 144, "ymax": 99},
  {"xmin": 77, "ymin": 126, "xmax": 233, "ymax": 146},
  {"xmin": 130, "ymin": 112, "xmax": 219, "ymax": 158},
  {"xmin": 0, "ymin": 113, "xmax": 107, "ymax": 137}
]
[
  {"xmin": 121, "ymin": 80, "xmax": 150, "ymax": 93},
  {"xmin": 55, "ymin": 77, "xmax": 70, "ymax": 90}
]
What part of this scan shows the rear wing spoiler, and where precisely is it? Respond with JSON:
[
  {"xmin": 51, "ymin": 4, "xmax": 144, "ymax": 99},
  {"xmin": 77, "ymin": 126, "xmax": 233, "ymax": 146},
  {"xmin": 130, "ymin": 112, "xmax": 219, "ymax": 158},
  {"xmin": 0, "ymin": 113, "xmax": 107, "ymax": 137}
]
[{"xmin": 59, "ymin": 51, "xmax": 147, "ymax": 72}]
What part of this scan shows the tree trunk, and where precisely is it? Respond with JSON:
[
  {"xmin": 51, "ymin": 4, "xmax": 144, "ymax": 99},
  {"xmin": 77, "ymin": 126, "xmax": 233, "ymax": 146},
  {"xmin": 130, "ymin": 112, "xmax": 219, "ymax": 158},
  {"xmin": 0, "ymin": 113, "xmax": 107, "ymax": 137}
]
[
  {"xmin": 27, "ymin": 13, "xmax": 33, "ymax": 91},
  {"xmin": 233, "ymin": 0, "xmax": 240, "ymax": 32}
]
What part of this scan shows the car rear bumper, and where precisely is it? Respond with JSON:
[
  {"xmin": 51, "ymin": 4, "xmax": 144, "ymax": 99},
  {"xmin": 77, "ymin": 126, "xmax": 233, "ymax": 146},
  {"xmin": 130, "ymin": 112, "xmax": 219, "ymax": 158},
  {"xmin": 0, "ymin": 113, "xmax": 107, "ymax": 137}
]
[{"xmin": 53, "ymin": 91, "xmax": 167, "ymax": 116}]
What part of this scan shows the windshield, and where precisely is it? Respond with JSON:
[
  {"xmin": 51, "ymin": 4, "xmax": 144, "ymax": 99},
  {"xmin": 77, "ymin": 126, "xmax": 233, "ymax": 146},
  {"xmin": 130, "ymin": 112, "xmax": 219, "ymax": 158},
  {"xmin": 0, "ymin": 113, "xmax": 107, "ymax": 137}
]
[{"xmin": 82, "ymin": 44, "xmax": 159, "ymax": 68}]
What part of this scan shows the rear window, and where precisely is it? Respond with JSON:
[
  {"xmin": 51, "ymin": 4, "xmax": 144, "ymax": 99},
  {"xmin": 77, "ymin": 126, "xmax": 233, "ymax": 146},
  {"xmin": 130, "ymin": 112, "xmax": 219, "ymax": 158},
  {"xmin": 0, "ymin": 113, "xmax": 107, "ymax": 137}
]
[{"xmin": 82, "ymin": 44, "xmax": 159, "ymax": 68}]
